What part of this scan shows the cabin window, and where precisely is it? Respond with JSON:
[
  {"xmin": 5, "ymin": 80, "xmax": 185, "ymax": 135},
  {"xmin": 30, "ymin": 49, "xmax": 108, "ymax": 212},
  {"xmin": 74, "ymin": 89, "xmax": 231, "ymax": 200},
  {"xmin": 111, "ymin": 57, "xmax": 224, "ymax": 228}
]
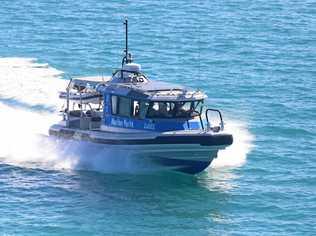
[
  {"xmin": 111, "ymin": 96, "xmax": 149, "ymax": 119},
  {"xmin": 139, "ymin": 102, "xmax": 149, "ymax": 119},
  {"xmin": 174, "ymin": 101, "xmax": 193, "ymax": 117},
  {"xmin": 132, "ymin": 100, "xmax": 149, "ymax": 119},
  {"xmin": 118, "ymin": 96, "xmax": 131, "ymax": 117},
  {"xmin": 147, "ymin": 102, "xmax": 174, "ymax": 118},
  {"xmin": 146, "ymin": 101, "xmax": 203, "ymax": 119},
  {"xmin": 111, "ymin": 95, "xmax": 118, "ymax": 114},
  {"xmin": 111, "ymin": 95, "xmax": 131, "ymax": 117}
]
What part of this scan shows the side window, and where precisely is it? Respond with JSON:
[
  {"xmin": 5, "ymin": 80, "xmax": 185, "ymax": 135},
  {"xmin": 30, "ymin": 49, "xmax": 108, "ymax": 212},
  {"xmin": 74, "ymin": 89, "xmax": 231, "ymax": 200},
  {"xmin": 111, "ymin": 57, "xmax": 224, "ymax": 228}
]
[
  {"xmin": 175, "ymin": 101, "xmax": 193, "ymax": 118},
  {"xmin": 139, "ymin": 102, "xmax": 149, "ymax": 119},
  {"xmin": 111, "ymin": 95, "xmax": 118, "ymax": 115},
  {"xmin": 147, "ymin": 102, "xmax": 159, "ymax": 118},
  {"xmin": 146, "ymin": 102, "xmax": 175, "ymax": 118},
  {"xmin": 118, "ymin": 96, "xmax": 131, "ymax": 117},
  {"xmin": 132, "ymin": 101, "xmax": 149, "ymax": 119},
  {"xmin": 145, "ymin": 101, "xmax": 200, "ymax": 118}
]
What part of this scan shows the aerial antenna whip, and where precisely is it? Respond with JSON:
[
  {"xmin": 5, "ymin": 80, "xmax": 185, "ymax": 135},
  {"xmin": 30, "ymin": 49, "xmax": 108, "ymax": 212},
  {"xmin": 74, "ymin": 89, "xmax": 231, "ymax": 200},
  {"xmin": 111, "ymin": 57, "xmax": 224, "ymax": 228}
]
[
  {"xmin": 122, "ymin": 18, "xmax": 132, "ymax": 67},
  {"xmin": 124, "ymin": 18, "xmax": 128, "ymax": 62}
]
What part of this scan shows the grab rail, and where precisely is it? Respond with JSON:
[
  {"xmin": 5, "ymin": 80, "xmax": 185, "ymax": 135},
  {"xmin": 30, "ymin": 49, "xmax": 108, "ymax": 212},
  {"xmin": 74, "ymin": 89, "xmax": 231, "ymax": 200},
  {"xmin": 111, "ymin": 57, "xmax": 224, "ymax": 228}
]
[
  {"xmin": 197, "ymin": 105, "xmax": 224, "ymax": 132},
  {"xmin": 198, "ymin": 105, "xmax": 206, "ymax": 130},
  {"xmin": 205, "ymin": 108, "xmax": 224, "ymax": 132}
]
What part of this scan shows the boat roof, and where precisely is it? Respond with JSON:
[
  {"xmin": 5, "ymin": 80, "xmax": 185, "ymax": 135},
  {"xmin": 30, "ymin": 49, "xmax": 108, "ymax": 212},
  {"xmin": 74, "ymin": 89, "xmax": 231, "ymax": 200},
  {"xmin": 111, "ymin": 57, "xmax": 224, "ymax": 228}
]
[
  {"xmin": 97, "ymin": 79, "xmax": 207, "ymax": 101},
  {"xmin": 132, "ymin": 80, "xmax": 185, "ymax": 92},
  {"xmin": 71, "ymin": 71, "xmax": 207, "ymax": 102},
  {"xmin": 72, "ymin": 76, "xmax": 111, "ymax": 87}
]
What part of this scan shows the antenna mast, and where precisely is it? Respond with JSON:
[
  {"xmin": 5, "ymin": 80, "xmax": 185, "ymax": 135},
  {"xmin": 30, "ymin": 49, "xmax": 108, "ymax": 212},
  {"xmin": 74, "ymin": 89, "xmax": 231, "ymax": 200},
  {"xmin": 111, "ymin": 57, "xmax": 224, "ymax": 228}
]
[
  {"xmin": 122, "ymin": 18, "xmax": 132, "ymax": 67},
  {"xmin": 124, "ymin": 18, "xmax": 128, "ymax": 62}
]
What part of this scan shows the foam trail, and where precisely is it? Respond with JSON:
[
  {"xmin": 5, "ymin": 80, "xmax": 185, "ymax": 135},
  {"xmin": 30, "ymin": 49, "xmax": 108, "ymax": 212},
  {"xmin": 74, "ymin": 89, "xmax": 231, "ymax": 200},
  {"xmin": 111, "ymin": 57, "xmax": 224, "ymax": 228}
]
[
  {"xmin": 0, "ymin": 57, "xmax": 161, "ymax": 173},
  {"xmin": 0, "ymin": 57, "xmax": 70, "ymax": 168},
  {"xmin": 0, "ymin": 101, "xmax": 163, "ymax": 173},
  {"xmin": 211, "ymin": 120, "xmax": 254, "ymax": 169},
  {"xmin": 0, "ymin": 57, "xmax": 65, "ymax": 108}
]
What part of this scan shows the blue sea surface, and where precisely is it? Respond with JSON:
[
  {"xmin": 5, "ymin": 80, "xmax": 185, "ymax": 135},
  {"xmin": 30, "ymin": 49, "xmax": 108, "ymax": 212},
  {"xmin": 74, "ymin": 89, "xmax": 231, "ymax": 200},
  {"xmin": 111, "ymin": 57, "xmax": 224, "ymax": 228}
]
[{"xmin": 0, "ymin": 0, "xmax": 315, "ymax": 235}]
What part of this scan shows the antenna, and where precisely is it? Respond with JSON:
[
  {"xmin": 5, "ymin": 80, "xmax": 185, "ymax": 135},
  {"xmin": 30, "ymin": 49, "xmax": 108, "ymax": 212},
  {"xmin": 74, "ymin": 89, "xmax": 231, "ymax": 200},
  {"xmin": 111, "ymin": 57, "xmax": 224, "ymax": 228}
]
[
  {"xmin": 124, "ymin": 18, "xmax": 128, "ymax": 62},
  {"xmin": 122, "ymin": 18, "xmax": 132, "ymax": 67}
]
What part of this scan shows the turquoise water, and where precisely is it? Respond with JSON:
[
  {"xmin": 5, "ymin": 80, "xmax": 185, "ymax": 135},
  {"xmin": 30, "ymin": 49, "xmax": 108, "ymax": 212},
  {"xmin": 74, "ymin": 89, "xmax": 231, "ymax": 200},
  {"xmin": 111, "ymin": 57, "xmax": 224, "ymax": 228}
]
[{"xmin": 0, "ymin": 0, "xmax": 315, "ymax": 235}]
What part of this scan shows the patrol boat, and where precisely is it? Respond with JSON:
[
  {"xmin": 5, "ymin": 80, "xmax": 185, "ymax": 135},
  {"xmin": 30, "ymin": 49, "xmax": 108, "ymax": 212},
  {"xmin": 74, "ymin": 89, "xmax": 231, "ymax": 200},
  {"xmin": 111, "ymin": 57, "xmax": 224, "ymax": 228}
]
[{"xmin": 49, "ymin": 20, "xmax": 233, "ymax": 174}]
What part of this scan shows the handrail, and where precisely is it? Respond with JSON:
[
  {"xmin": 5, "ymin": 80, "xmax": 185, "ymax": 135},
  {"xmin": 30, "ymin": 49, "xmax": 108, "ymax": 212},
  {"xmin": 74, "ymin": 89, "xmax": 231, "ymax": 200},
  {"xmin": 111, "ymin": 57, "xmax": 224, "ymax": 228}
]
[
  {"xmin": 198, "ymin": 105, "xmax": 206, "ymax": 130},
  {"xmin": 205, "ymin": 108, "xmax": 224, "ymax": 131},
  {"xmin": 65, "ymin": 76, "xmax": 72, "ymax": 126},
  {"xmin": 198, "ymin": 111, "xmax": 204, "ymax": 130},
  {"xmin": 199, "ymin": 104, "xmax": 205, "ymax": 114}
]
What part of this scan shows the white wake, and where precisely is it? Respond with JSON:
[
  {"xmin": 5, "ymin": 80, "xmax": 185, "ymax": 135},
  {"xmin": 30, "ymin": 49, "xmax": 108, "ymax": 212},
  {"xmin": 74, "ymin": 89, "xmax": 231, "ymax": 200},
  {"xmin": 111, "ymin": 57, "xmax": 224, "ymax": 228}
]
[{"xmin": 0, "ymin": 57, "xmax": 70, "ymax": 168}]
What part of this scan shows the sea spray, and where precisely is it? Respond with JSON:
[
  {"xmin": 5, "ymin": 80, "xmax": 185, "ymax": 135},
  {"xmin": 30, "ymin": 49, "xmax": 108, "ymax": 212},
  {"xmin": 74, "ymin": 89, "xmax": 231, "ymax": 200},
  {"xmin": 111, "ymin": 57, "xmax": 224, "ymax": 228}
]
[
  {"xmin": 211, "ymin": 120, "xmax": 254, "ymax": 169},
  {"xmin": 0, "ymin": 57, "xmax": 70, "ymax": 168}
]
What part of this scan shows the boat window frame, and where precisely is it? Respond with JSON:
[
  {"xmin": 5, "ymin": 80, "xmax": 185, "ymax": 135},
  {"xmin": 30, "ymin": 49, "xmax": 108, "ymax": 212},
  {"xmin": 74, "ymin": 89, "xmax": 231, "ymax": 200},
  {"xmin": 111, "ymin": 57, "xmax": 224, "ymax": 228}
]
[
  {"xmin": 111, "ymin": 95, "xmax": 202, "ymax": 120},
  {"xmin": 145, "ymin": 100, "xmax": 204, "ymax": 119},
  {"xmin": 131, "ymin": 99, "xmax": 149, "ymax": 119},
  {"xmin": 118, "ymin": 96, "xmax": 131, "ymax": 117},
  {"xmin": 110, "ymin": 95, "xmax": 149, "ymax": 120},
  {"xmin": 110, "ymin": 95, "xmax": 132, "ymax": 118}
]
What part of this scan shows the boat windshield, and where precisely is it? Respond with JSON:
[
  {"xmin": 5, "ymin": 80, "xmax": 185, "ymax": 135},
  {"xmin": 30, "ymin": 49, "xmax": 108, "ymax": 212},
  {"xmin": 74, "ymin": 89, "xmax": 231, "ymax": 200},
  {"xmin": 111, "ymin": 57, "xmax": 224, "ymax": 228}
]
[{"xmin": 146, "ymin": 100, "xmax": 203, "ymax": 119}]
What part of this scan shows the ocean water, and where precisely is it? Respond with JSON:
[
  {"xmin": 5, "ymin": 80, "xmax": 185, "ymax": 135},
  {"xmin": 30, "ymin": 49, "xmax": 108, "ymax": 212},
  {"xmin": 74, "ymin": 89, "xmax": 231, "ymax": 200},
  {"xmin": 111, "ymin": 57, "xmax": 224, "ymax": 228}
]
[{"xmin": 0, "ymin": 0, "xmax": 315, "ymax": 235}]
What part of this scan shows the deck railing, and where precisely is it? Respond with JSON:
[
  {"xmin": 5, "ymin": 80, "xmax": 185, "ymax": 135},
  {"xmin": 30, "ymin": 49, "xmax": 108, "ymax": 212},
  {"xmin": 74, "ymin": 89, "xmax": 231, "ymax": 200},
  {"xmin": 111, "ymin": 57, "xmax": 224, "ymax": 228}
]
[{"xmin": 198, "ymin": 106, "xmax": 224, "ymax": 132}]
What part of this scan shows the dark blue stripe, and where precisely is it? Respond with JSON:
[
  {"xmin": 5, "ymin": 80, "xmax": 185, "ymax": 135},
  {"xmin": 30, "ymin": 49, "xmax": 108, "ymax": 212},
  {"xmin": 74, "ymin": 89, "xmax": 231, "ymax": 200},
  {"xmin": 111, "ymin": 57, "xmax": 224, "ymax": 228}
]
[{"xmin": 50, "ymin": 128, "xmax": 233, "ymax": 146}]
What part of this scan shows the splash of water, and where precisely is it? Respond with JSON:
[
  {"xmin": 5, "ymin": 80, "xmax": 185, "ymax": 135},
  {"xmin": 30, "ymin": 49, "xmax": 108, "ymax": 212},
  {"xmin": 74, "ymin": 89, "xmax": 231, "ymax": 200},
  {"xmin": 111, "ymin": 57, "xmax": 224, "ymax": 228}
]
[
  {"xmin": 211, "ymin": 120, "xmax": 254, "ymax": 169},
  {"xmin": 0, "ymin": 57, "xmax": 70, "ymax": 168}
]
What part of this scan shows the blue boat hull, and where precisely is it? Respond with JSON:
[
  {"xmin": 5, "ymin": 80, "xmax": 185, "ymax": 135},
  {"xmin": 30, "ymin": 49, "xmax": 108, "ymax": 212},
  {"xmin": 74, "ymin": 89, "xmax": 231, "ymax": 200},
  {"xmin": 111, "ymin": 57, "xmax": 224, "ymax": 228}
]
[{"xmin": 49, "ymin": 124, "xmax": 232, "ymax": 174}]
